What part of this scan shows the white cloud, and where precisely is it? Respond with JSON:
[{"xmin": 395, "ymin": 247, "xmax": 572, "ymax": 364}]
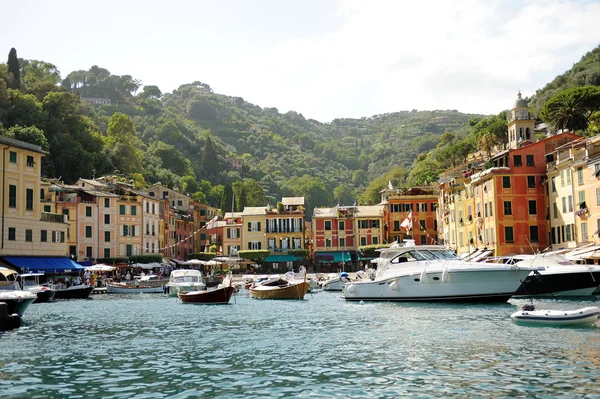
[
  {"xmin": 3, "ymin": 0, "xmax": 598, "ymax": 122},
  {"xmin": 196, "ymin": 0, "xmax": 600, "ymax": 121}
]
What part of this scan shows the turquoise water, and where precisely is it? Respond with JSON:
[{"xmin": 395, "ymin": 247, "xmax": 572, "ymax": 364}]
[{"xmin": 1, "ymin": 292, "xmax": 600, "ymax": 399}]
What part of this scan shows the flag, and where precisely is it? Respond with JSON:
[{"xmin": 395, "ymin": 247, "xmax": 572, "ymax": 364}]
[
  {"xmin": 388, "ymin": 180, "xmax": 394, "ymax": 190},
  {"xmin": 400, "ymin": 211, "xmax": 413, "ymax": 231}
]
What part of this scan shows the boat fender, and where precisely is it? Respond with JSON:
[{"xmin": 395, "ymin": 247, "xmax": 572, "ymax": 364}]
[
  {"xmin": 347, "ymin": 284, "xmax": 356, "ymax": 294},
  {"xmin": 420, "ymin": 269, "xmax": 426, "ymax": 284},
  {"xmin": 390, "ymin": 280, "xmax": 399, "ymax": 291},
  {"xmin": 442, "ymin": 268, "xmax": 449, "ymax": 283}
]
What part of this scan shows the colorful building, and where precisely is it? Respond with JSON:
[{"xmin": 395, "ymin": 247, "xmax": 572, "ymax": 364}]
[
  {"xmin": 0, "ymin": 136, "xmax": 68, "ymax": 258},
  {"xmin": 381, "ymin": 185, "xmax": 438, "ymax": 245},
  {"xmin": 263, "ymin": 197, "xmax": 305, "ymax": 269}
]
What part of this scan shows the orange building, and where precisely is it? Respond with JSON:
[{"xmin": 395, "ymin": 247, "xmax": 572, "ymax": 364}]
[
  {"xmin": 468, "ymin": 113, "xmax": 579, "ymax": 256},
  {"xmin": 438, "ymin": 93, "xmax": 580, "ymax": 256},
  {"xmin": 380, "ymin": 185, "xmax": 438, "ymax": 245}
]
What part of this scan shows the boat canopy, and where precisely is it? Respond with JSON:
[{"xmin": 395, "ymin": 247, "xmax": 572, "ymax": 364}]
[{"xmin": 0, "ymin": 266, "xmax": 18, "ymax": 279}]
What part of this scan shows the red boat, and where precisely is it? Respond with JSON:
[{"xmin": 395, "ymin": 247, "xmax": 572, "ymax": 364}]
[{"xmin": 178, "ymin": 285, "xmax": 235, "ymax": 304}]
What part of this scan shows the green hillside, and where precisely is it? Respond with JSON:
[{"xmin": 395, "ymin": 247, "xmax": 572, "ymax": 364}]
[
  {"xmin": 2, "ymin": 44, "xmax": 599, "ymax": 214},
  {"xmin": 0, "ymin": 50, "xmax": 480, "ymax": 213},
  {"xmin": 528, "ymin": 44, "xmax": 600, "ymax": 116}
]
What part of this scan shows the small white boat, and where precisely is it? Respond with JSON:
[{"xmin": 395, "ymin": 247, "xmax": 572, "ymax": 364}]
[
  {"xmin": 511, "ymin": 305, "xmax": 600, "ymax": 326},
  {"xmin": 165, "ymin": 269, "xmax": 206, "ymax": 297}
]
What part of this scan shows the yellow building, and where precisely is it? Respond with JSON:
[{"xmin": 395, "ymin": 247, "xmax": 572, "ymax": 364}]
[
  {"xmin": 241, "ymin": 206, "xmax": 266, "ymax": 251},
  {"xmin": 223, "ymin": 211, "xmax": 243, "ymax": 256},
  {"xmin": 546, "ymin": 140, "xmax": 583, "ymax": 250},
  {"xmin": 0, "ymin": 136, "xmax": 68, "ymax": 257}
]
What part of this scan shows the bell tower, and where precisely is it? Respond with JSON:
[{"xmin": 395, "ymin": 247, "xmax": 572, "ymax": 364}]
[{"xmin": 507, "ymin": 92, "xmax": 535, "ymax": 149}]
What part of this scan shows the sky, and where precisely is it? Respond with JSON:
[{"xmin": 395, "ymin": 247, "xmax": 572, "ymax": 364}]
[{"xmin": 3, "ymin": 0, "xmax": 600, "ymax": 122}]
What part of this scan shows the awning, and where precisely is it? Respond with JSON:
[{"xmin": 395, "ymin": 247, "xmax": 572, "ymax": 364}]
[
  {"xmin": 315, "ymin": 252, "xmax": 352, "ymax": 263},
  {"xmin": 264, "ymin": 255, "xmax": 299, "ymax": 263},
  {"xmin": 2, "ymin": 257, "xmax": 85, "ymax": 273}
]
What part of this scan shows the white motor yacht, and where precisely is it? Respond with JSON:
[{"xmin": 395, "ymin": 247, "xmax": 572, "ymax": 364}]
[
  {"xmin": 19, "ymin": 273, "xmax": 56, "ymax": 303},
  {"xmin": 0, "ymin": 267, "xmax": 37, "ymax": 316},
  {"xmin": 165, "ymin": 269, "xmax": 206, "ymax": 296},
  {"xmin": 342, "ymin": 243, "xmax": 541, "ymax": 302}
]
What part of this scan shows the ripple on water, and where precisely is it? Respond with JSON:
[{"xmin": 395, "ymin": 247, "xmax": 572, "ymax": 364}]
[{"xmin": 2, "ymin": 293, "xmax": 600, "ymax": 398}]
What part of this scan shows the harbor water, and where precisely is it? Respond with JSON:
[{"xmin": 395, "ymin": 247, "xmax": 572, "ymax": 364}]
[{"xmin": 2, "ymin": 292, "xmax": 600, "ymax": 398}]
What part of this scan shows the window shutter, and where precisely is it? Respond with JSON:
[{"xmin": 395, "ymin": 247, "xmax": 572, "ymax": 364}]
[
  {"xmin": 248, "ymin": 222, "xmax": 251, "ymax": 232},
  {"xmin": 236, "ymin": 228, "xmax": 240, "ymax": 238},
  {"xmin": 257, "ymin": 222, "xmax": 261, "ymax": 231},
  {"xmin": 227, "ymin": 229, "xmax": 231, "ymax": 239},
  {"xmin": 258, "ymin": 242, "xmax": 261, "ymax": 250}
]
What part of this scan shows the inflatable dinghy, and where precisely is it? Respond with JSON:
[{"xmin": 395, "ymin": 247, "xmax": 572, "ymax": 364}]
[{"xmin": 511, "ymin": 305, "xmax": 600, "ymax": 326}]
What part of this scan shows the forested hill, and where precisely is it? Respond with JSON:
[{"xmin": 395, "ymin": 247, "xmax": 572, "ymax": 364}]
[
  {"xmin": 528, "ymin": 45, "xmax": 600, "ymax": 115},
  {"xmin": 0, "ymin": 51, "xmax": 480, "ymax": 213}
]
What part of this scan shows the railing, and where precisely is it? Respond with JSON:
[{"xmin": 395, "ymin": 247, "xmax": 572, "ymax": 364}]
[
  {"xmin": 265, "ymin": 228, "xmax": 303, "ymax": 233},
  {"xmin": 41, "ymin": 212, "xmax": 65, "ymax": 223}
]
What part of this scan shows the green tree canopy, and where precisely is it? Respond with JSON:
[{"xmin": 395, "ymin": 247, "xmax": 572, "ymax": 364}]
[{"xmin": 540, "ymin": 86, "xmax": 600, "ymax": 133}]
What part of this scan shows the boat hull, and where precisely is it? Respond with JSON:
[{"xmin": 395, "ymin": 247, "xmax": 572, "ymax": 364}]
[
  {"xmin": 250, "ymin": 282, "xmax": 310, "ymax": 300},
  {"xmin": 165, "ymin": 283, "xmax": 206, "ymax": 297},
  {"xmin": 321, "ymin": 279, "xmax": 343, "ymax": 291},
  {"xmin": 514, "ymin": 270, "xmax": 600, "ymax": 297},
  {"xmin": 511, "ymin": 306, "xmax": 600, "ymax": 326},
  {"xmin": 33, "ymin": 288, "xmax": 56, "ymax": 303},
  {"xmin": 343, "ymin": 269, "xmax": 531, "ymax": 302},
  {"xmin": 0, "ymin": 293, "xmax": 37, "ymax": 317},
  {"xmin": 54, "ymin": 285, "xmax": 94, "ymax": 300},
  {"xmin": 107, "ymin": 284, "xmax": 164, "ymax": 294},
  {"xmin": 178, "ymin": 286, "xmax": 235, "ymax": 304}
]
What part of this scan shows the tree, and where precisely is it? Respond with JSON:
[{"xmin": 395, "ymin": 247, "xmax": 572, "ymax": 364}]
[
  {"xmin": 23, "ymin": 60, "xmax": 61, "ymax": 86},
  {"xmin": 243, "ymin": 178, "xmax": 267, "ymax": 207},
  {"xmin": 106, "ymin": 112, "xmax": 143, "ymax": 174},
  {"xmin": 7, "ymin": 48, "xmax": 20, "ymax": 90},
  {"xmin": 221, "ymin": 184, "xmax": 234, "ymax": 215},
  {"xmin": 5, "ymin": 125, "xmax": 49, "ymax": 150},
  {"xmin": 140, "ymin": 85, "xmax": 162, "ymax": 99},
  {"xmin": 333, "ymin": 184, "xmax": 355, "ymax": 206},
  {"xmin": 540, "ymin": 86, "xmax": 600, "ymax": 132}
]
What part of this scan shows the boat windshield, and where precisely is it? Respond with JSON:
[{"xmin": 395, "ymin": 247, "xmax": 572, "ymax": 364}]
[
  {"xmin": 172, "ymin": 276, "xmax": 202, "ymax": 283},
  {"xmin": 391, "ymin": 249, "xmax": 457, "ymax": 263}
]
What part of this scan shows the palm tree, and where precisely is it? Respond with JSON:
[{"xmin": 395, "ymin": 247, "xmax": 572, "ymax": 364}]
[
  {"xmin": 541, "ymin": 93, "xmax": 589, "ymax": 132},
  {"xmin": 541, "ymin": 86, "xmax": 600, "ymax": 132}
]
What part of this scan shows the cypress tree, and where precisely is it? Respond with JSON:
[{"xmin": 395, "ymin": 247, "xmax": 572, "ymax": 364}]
[{"xmin": 7, "ymin": 48, "xmax": 20, "ymax": 90}]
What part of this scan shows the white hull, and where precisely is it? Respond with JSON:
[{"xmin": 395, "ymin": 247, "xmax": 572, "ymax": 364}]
[
  {"xmin": 107, "ymin": 284, "xmax": 164, "ymax": 294},
  {"xmin": 343, "ymin": 268, "xmax": 533, "ymax": 302},
  {"xmin": 166, "ymin": 283, "xmax": 206, "ymax": 297},
  {"xmin": 511, "ymin": 306, "xmax": 600, "ymax": 326},
  {"xmin": 321, "ymin": 278, "xmax": 343, "ymax": 291}
]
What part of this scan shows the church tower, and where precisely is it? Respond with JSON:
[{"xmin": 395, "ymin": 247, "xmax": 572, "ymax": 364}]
[{"xmin": 507, "ymin": 92, "xmax": 535, "ymax": 149}]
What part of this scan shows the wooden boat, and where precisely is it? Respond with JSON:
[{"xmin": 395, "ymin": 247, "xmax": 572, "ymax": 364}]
[
  {"xmin": 106, "ymin": 283, "xmax": 164, "ymax": 294},
  {"xmin": 178, "ymin": 285, "xmax": 235, "ymax": 304},
  {"xmin": 511, "ymin": 305, "xmax": 600, "ymax": 326},
  {"xmin": 249, "ymin": 277, "xmax": 310, "ymax": 300}
]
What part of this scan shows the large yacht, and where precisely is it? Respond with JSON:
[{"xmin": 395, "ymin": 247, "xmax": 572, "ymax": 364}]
[
  {"xmin": 509, "ymin": 254, "xmax": 600, "ymax": 297},
  {"xmin": 342, "ymin": 243, "xmax": 541, "ymax": 302}
]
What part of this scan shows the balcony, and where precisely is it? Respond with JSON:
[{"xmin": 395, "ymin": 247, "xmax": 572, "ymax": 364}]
[{"xmin": 41, "ymin": 212, "xmax": 65, "ymax": 224}]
